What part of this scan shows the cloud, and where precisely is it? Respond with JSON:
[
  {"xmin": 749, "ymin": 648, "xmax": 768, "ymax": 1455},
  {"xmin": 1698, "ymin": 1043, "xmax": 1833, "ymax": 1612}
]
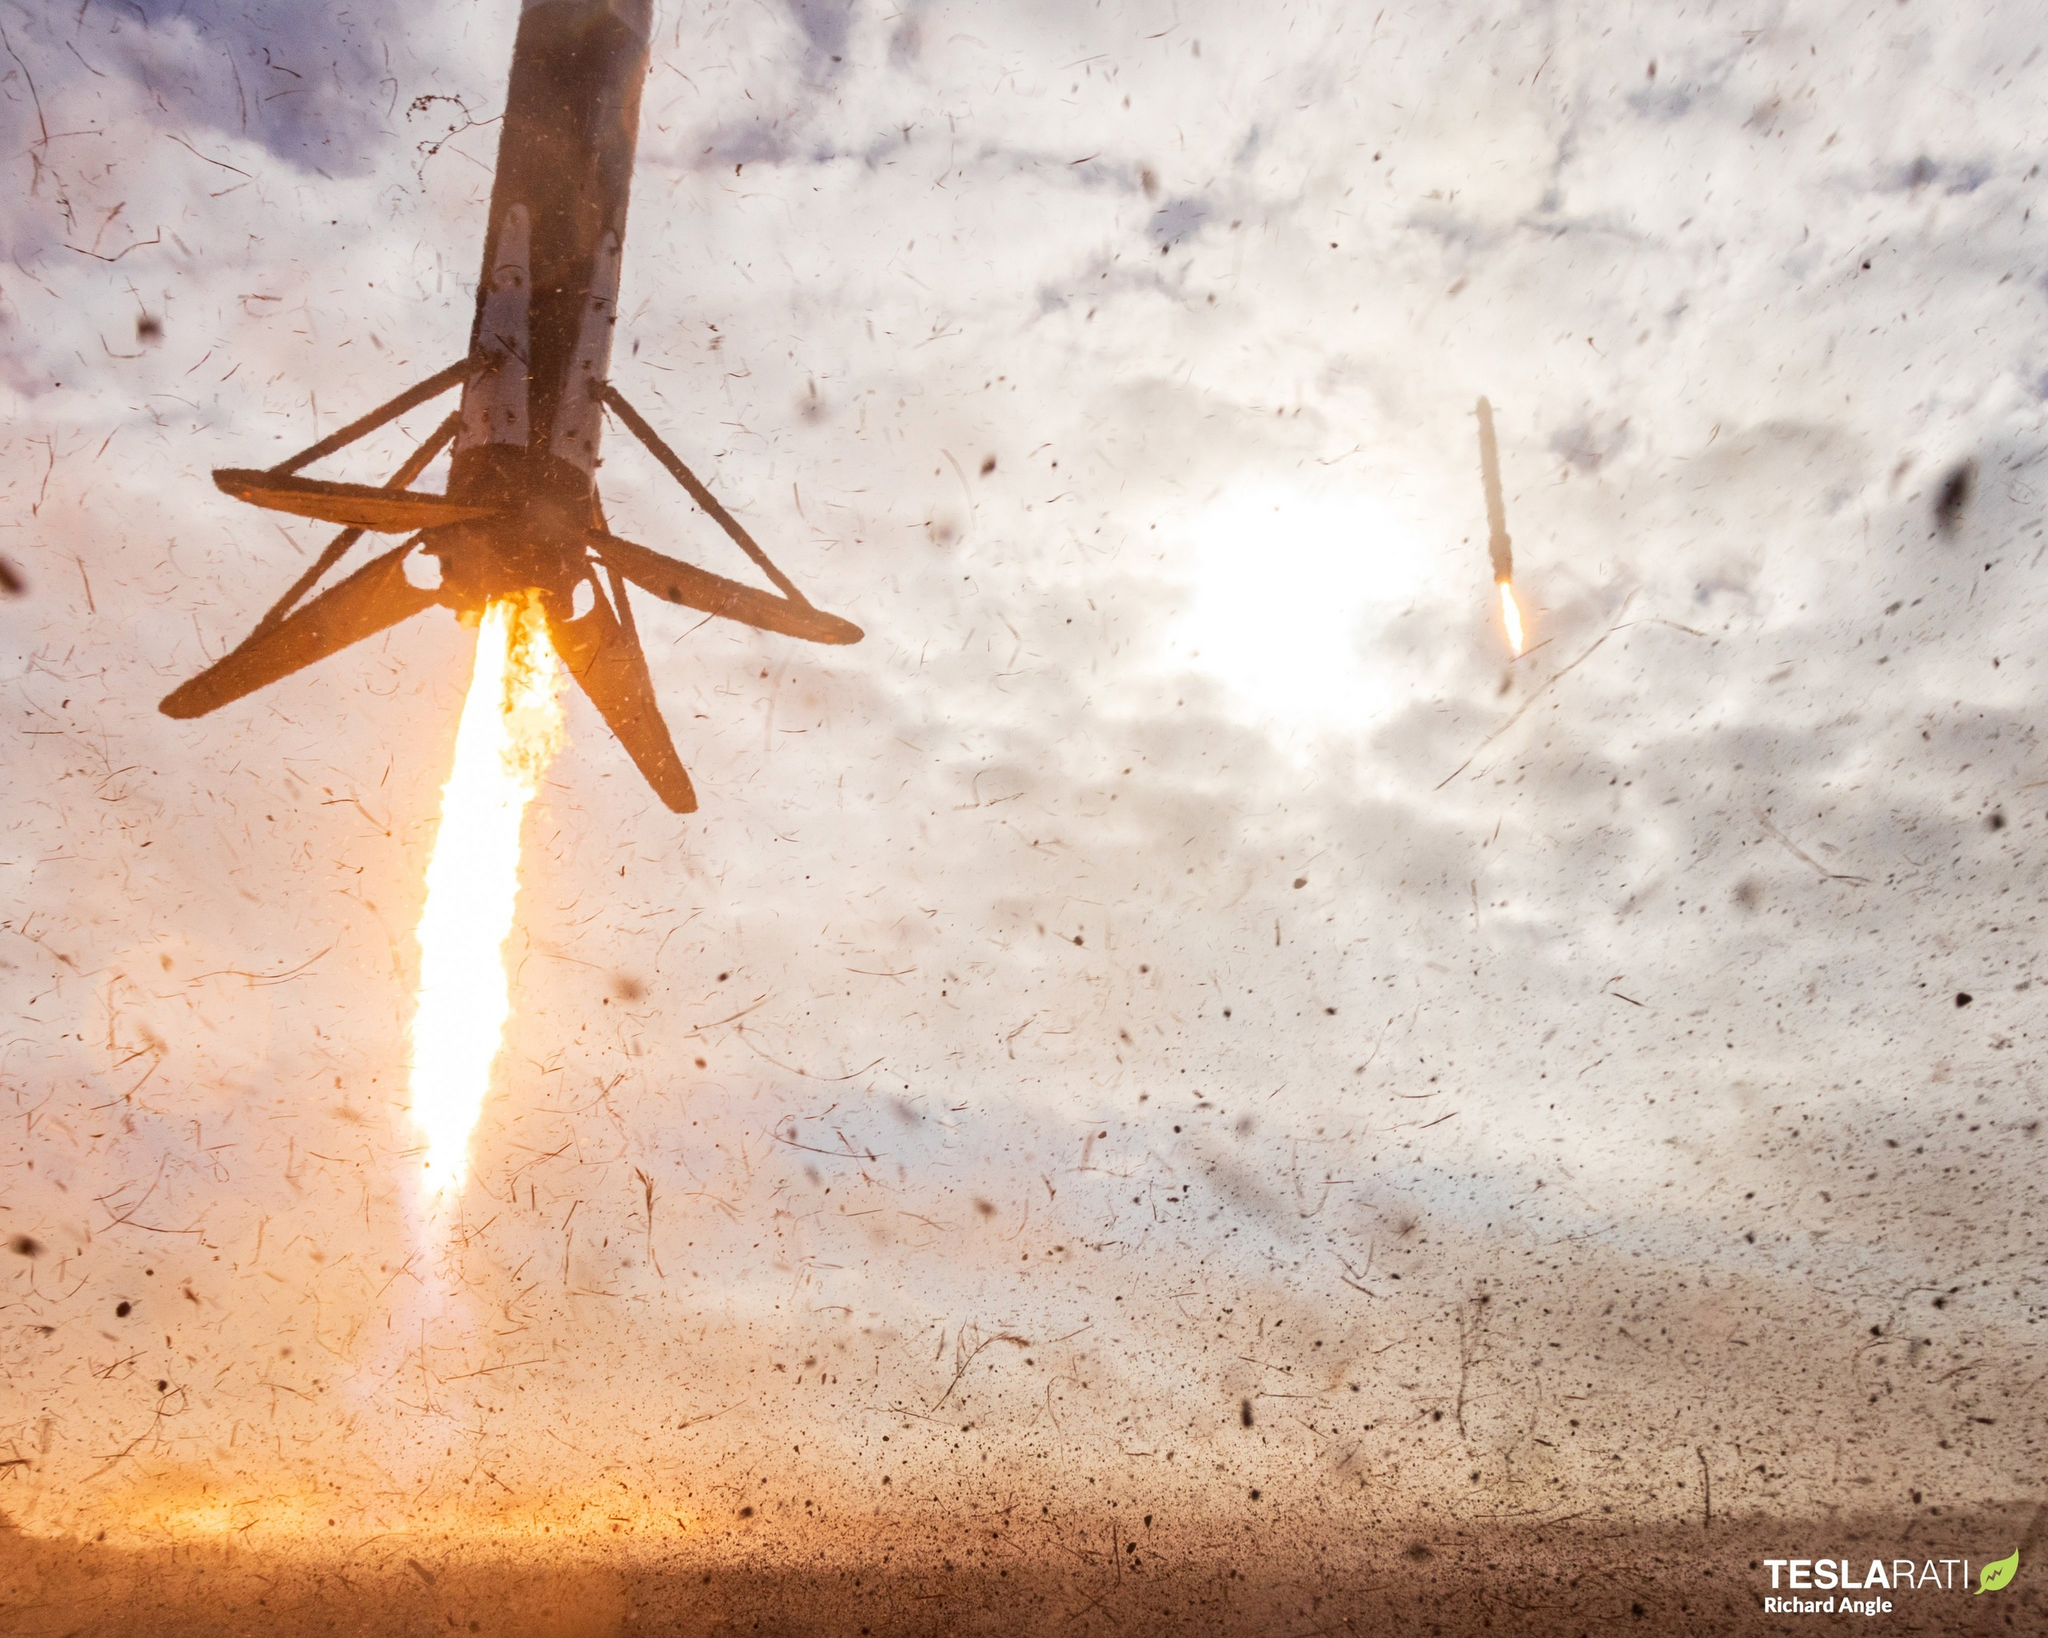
[{"xmin": 69, "ymin": 0, "xmax": 418, "ymax": 172}]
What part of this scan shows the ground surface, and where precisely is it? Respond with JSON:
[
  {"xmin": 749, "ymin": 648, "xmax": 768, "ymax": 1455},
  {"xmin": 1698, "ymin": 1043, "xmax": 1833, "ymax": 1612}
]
[{"xmin": 5, "ymin": 1504, "xmax": 2042, "ymax": 1636}]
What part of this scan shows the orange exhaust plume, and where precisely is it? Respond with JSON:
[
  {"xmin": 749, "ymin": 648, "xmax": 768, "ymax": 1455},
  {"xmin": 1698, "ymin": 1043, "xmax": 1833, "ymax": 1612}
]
[
  {"xmin": 407, "ymin": 594, "xmax": 564, "ymax": 1201},
  {"xmin": 1498, "ymin": 578, "xmax": 1526, "ymax": 657}
]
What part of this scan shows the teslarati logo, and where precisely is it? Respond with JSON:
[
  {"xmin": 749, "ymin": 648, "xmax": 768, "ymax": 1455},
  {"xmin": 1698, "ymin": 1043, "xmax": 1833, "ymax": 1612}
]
[
  {"xmin": 1757, "ymin": 1549, "xmax": 2017, "ymax": 1615},
  {"xmin": 1976, "ymin": 1549, "xmax": 2020, "ymax": 1595}
]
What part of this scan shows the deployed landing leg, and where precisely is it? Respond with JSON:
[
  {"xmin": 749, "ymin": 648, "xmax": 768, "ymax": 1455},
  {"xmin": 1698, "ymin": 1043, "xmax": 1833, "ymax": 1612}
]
[
  {"xmin": 537, "ymin": 390, "xmax": 862, "ymax": 812},
  {"xmin": 209, "ymin": 357, "xmax": 493, "ymax": 533},
  {"xmin": 160, "ymin": 543, "xmax": 442, "ymax": 720},
  {"xmin": 590, "ymin": 388, "xmax": 864, "ymax": 647},
  {"xmin": 160, "ymin": 401, "xmax": 472, "ymax": 719},
  {"xmin": 547, "ymin": 568, "xmax": 699, "ymax": 815}
]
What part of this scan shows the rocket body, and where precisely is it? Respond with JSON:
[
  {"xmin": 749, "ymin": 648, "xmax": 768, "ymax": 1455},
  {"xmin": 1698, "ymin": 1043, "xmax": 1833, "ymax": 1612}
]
[
  {"xmin": 439, "ymin": 0, "xmax": 656, "ymax": 615},
  {"xmin": 1475, "ymin": 396, "xmax": 1513, "ymax": 585}
]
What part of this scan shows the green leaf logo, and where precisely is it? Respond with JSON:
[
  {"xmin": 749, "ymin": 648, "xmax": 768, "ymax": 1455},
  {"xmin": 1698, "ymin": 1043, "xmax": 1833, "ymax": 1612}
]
[{"xmin": 1975, "ymin": 1549, "xmax": 2018, "ymax": 1595}]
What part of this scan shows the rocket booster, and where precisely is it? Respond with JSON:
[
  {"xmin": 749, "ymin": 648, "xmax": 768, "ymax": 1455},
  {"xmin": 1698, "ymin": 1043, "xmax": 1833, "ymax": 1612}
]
[
  {"xmin": 158, "ymin": 0, "xmax": 861, "ymax": 816},
  {"xmin": 1475, "ymin": 395, "xmax": 1512, "ymax": 586},
  {"xmin": 451, "ymin": 0, "xmax": 650, "ymax": 527},
  {"xmin": 432, "ymin": 0, "xmax": 656, "ymax": 615}
]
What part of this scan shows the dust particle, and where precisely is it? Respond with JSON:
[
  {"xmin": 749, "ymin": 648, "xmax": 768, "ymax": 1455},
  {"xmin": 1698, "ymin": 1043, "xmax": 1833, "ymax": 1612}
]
[{"xmin": 1934, "ymin": 459, "xmax": 1975, "ymax": 535}]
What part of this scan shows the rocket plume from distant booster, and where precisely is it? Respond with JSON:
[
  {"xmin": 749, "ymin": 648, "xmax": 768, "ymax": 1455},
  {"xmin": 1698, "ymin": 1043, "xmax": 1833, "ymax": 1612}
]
[
  {"xmin": 1475, "ymin": 397, "xmax": 1525, "ymax": 656},
  {"xmin": 1497, "ymin": 578, "xmax": 1525, "ymax": 655}
]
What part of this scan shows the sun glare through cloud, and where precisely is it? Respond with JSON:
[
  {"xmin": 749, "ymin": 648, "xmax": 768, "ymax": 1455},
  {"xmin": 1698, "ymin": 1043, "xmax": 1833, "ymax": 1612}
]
[{"xmin": 1169, "ymin": 482, "xmax": 1437, "ymax": 733}]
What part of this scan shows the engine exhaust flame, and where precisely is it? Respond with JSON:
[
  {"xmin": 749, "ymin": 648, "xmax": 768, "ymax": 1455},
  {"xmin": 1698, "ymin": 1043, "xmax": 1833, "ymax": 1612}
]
[
  {"xmin": 1498, "ymin": 578, "xmax": 1526, "ymax": 657},
  {"xmin": 407, "ymin": 595, "xmax": 564, "ymax": 1202}
]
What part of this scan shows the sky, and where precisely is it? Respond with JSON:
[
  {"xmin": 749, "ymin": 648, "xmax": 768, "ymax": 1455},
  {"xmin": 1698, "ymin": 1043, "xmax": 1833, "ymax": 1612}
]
[{"xmin": 1, "ymin": 0, "xmax": 2044, "ymax": 1559}]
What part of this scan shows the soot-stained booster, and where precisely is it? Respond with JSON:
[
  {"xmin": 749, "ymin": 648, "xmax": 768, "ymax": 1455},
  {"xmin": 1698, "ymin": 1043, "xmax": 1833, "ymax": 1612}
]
[{"xmin": 161, "ymin": 0, "xmax": 861, "ymax": 814}]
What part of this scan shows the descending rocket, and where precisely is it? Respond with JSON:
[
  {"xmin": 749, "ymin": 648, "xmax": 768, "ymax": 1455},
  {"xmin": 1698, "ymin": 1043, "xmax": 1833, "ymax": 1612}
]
[
  {"xmin": 160, "ymin": 0, "xmax": 861, "ymax": 813},
  {"xmin": 1474, "ymin": 396, "xmax": 1525, "ymax": 656}
]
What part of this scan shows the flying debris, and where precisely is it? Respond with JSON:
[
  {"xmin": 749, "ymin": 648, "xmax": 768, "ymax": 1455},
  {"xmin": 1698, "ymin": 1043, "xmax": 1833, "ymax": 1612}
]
[
  {"xmin": 1933, "ymin": 457, "xmax": 1975, "ymax": 537},
  {"xmin": 160, "ymin": 0, "xmax": 862, "ymax": 814},
  {"xmin": 1474, "ymin": 396, "xmax": 1525, "ymax": 656}
]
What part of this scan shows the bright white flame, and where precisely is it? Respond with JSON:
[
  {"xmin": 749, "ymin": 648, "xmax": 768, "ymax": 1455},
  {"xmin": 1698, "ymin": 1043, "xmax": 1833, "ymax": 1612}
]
[
  {"xmin": 1498, "ymin": 578, "xmax": 1526, "ymax": 656},
  {"xmin": 407, "ymin": 596, "xmax": 563, "ymax": 1200},
  {"xmin": 1170, "ymin": 481, "xmax": 1436, "ymax": 730}
]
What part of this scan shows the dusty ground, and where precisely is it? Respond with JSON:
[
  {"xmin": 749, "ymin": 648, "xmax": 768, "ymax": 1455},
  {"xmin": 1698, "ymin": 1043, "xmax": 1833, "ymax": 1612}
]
[{"xmin": 4, "ymin": 1503, "xmax": 2041, "ymax": 1637}]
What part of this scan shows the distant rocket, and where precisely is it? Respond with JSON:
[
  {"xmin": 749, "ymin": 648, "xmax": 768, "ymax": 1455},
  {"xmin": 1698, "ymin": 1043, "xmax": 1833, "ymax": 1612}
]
[{"xmin": 1475, "ymin": 397, "xmax": 1525, "ymax": 656}]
